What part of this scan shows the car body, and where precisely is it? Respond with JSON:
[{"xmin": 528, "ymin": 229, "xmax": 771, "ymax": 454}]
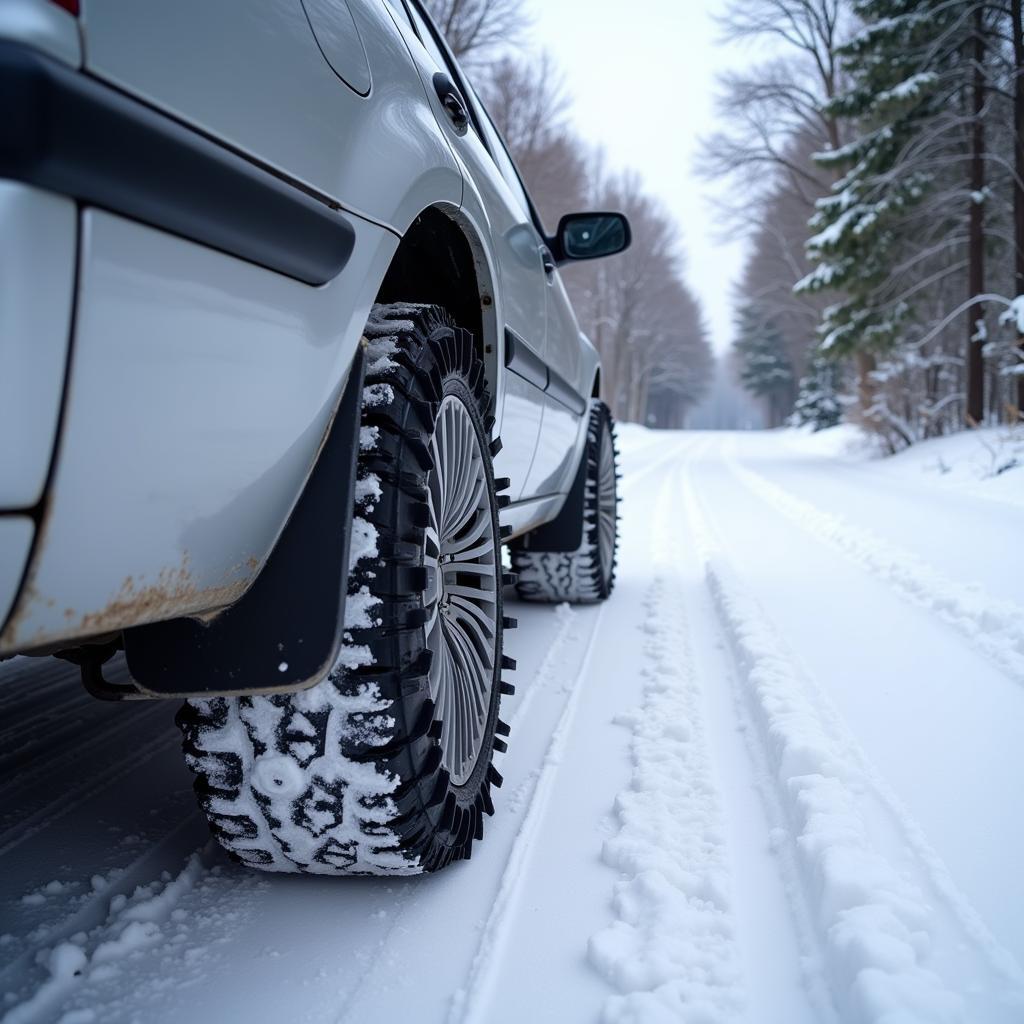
[{"xmin": 0, "ymin": 0, "xmax": 627, "ymax": 695}]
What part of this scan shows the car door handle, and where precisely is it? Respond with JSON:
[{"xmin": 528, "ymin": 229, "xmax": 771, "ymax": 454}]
[
  {"xmin": 432, "ymin": 72, "xmax": 469, "ymax": 135},
  {"xmin": 540, "ymin": 245, "xmax": 555, "ymax": 276}
]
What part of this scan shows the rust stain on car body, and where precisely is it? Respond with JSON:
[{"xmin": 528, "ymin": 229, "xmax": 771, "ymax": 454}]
[
  {"xmin": 0, "ymin": 551, "xmax": 255, "ymax": 655},
  {"xmin": 74, "ymin": 560, "xmax": 251, "ymax": 636}
]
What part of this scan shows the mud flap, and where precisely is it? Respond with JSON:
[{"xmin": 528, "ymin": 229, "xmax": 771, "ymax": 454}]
[
  {"xmin": 511, "ymin": 438, "xmax": 587, "ymax": 553},
  {"xmin": 123, "ymin": 346, "xmax": 365, "ymax": 696}
]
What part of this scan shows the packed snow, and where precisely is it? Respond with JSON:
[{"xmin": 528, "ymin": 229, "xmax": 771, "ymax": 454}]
[{"xmin": 1, "ymin": 425, "xmax": 1022, "ymax": 1023}]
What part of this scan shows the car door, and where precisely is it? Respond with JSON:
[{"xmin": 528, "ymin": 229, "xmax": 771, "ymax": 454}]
[{"xmin": 399, "ymin": 1, "xmax": 549, "ymax": 502}]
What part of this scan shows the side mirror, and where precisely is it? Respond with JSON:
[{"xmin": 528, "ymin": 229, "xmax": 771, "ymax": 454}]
[{"xmin": 553, "ymin": 212, "xmax": 631, "ymax": 263}]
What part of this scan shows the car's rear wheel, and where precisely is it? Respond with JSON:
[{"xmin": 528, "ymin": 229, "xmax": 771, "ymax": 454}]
[
  {"xmin": 511, "ymin": 399, "xmax": 619, "ymax": 603},
  {"xmin": 176, "ymin": 303, "xmax": 513, "ymax": 874}
]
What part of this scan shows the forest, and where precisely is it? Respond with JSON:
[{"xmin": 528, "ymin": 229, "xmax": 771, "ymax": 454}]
[
  {"xmin": 428, "ymin": 0, "xmax": 1024, "ymax": 448},
  {"xmin": 423, "ymin": 0, "xmax": 715, "ymax": 429}
]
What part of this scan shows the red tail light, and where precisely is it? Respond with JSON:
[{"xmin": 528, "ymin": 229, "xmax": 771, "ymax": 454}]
[{"xmin": 49, "ymin": 0, "xmax": 80, "ymax": 15}]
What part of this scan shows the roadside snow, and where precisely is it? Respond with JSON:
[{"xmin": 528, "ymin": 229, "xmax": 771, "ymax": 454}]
[
  {"xmin": 783, "ymin": 424, "xmax": 879, "ymax": 461},
  {"xmin": 681, "ymin": 463, "xmax": 1024, "ymax": 1023},
  {"xmin": 727, "ymin": 452, "xmax": 1024, "ymax": 686},
  {"xmin": 786, "ymin": 425, "xmax": 1024, "ymax": 507}
]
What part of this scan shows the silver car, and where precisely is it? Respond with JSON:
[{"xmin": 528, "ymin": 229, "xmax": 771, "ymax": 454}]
[{"xmin": 0, "ymin": 0, "xmax": 628, "ymax": 874}]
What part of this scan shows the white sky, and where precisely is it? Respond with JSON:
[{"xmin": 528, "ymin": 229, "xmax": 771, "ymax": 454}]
[{"xmin": 525, "ymin": 0, "xmax": 749, "ymax": 353}]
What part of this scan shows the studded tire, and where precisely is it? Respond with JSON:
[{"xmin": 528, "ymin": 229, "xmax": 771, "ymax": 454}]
[
  {"xmin": 511, "ymin": 400, "xmax": 619, "ymax": 604},
  {"xmin": 176, "ymin": 303, "xmax": 513, "ymax": 875}
]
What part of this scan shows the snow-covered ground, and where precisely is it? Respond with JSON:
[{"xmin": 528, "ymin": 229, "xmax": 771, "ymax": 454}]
[{"xmin": 2, "ymin": 426, "xmax": 1023, "ymax": 1023}]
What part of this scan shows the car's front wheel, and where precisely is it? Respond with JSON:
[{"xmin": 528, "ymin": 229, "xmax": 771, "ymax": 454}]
[{"xmin": 177, "ymin": 303, "xmax": 512, "ymax": 874}]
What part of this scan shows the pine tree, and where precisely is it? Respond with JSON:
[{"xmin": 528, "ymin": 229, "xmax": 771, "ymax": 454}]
[
  {"xmin": 797, "ymin": 0, "xmax": 956, "ymax": 355},
  {"xmin": 791, "ymin": 353, "xmax": 844, "ymax": 430},
  {"xmin": 1011, "ymin": 0, "xmax": 1024, "ymax": 414},
  {"xmin": 797, "ymin": 0, "xmax": 996, "ymax": 437},
  {"xmin": 734, "ymin": 306, "xmax": 796, "ymax": 426}
]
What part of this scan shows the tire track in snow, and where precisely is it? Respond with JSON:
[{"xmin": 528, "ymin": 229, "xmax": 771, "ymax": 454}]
[
  {"xmin": 587, "ymin": 468, "xmax": 746, "ymax": 1022},
  {"xmin": 0, "ymin": 700, "xmax": 167, "ymax": 804},
  {"xmin": 332, "ymin": 603, "xmax": 589, "ymax": 1022},
  {"xmin": 0, "ymin": 689, "xmax": 94, "ymax": 753},
  {"xmin": 681, "ymin": 454, "xmax": 1024, "ymax": 1023},
  {"xmin": 0, "ymin": 726, "xmax": 180, "ymax": 859},
  {"xmin": 448, "ymin": 600, "xmax": 606, "ymax": 1024},
  {"xmin": 0, "ymin": 813, "xmax": 210, "ymax": 992},
  {"xmin": 0, "ymin": 660, "xmax": 89, "ymax": 721},
  {"xmin": 0, "ymin": 844, "xmax": 257, "ymax": 1024},
  {"xmin": 724, "ymin": 444, "xmax": 1024, "ymax": 687},
  {"xmin": 505, "ymin": 602, "xmax": 579, "ymax": 733},
  {"xmin": 615, "ymin": 431, "xmax": 694, "ymax": 495},
  {"xmin": 441, "ymin": 444, "xmax": 685, "ymax": 1024}
]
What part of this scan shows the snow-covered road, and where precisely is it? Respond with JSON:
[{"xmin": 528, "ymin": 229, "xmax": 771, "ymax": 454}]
[{"xmin": 2, "ymin": 428, "xmax": 1023, "ymax": 1023}]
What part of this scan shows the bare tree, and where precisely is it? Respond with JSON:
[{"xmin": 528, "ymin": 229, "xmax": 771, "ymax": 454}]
[
  {"xmin": 564, "ymin": 173, "xmax": 712, "ymax": 425},
  {"xmin": 478, "ymin": 53, "xmax": 588, "ymax": 229},
  {"xmin": 967, "ymin": 3, "xmax": 987, "ymax": 423},
  {"xmin": 699, "ymin": 0, "xmax": 854, "ymax": 427},
  {"xmin": 421, "ymin": 0, "xmax": 530, "ymax": 68},
  {"xmin": 1009, "ymin": 0, "xmax": 1024, "ymax": 412},
  {"xmin": 699, "ymin": 0, "xmax": 849, "ymax": 232},
  {"xmin": 429, "ymin": 0, "xmax": 713, "ymax": 427}
]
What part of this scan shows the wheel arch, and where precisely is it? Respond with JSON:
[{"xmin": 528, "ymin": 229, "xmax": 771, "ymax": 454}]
[{"xmin": 374, "ymin": 203, "xmax": 500, "ymax": 409}]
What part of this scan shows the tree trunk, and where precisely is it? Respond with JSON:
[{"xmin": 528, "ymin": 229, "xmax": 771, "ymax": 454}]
[
  {"xmin": 966, "ymin": 7, "xmax": 985, "ymax": 425},
  {"xmin": 1013, "ymin": 0, "xmax": 1024, "ymax": 416},
  {"xmin": 636, "ymin": 371, "xmax": 650, "ymax": 425},
  {"xmin": 855, "ymin": 350, "xmax": 877, "ymax": 428}
]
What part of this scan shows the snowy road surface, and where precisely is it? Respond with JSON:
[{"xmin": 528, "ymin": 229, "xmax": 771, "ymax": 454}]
[{"xmin": 2, "ymin": 427, "xmax": 1023, "ymax": 1023}]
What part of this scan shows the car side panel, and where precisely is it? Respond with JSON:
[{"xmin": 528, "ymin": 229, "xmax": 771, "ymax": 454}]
[
  {"xmin": 545, "ymin": 271, "xmax": 585, "ymax": 399},
  {"xmin": 459, "ymin": 178, "xmax": 545, "ymax": 502},
  {"xmin": 0, "ymin": 183, "xmax": 76, "ymax": 509},
  {"xmin": 387, "ymin": 8, "xmax": 547, "ymax": 501},
  {"xmin": 0, "ymin": 207, "xmax": 398, "ymax": 655},
  {"xmin": 80, "ymin": 0, "xmax": 461, "ymax": 234},
  {"xmin": 522, "ymin": 395, "xmax": 582, "ymax": 497},
  {"xmin": 0, "ymin": 518, "xmax": 33, "ymax": 629},
  {"xmin": 523, "ymin": 270, "xmax": 593, "ymax": 496}
]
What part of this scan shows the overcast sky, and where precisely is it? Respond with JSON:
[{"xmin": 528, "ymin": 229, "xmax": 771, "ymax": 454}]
[{"xmin": 525, "ymin": 0, "xmax": 749, "ymax": 354}]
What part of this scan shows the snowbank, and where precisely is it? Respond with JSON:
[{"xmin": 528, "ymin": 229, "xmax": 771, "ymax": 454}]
[
  {"xmin": 728, "ymin": 454, "xmax": 1024, "ymax": 686},
  {"xmin": 680, "ymin": 466, "xmax": 1024, "ymax": 1023},
  {"xmin": 786, "ymin": 424, "xmax": 1024, "ymax": 506}
]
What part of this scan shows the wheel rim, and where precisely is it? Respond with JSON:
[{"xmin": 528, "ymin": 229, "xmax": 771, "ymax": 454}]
[
  {"xmin": 597, "ymin": 419, "xmax": 617, "ymax": 584},
  {"xmin": 423, "ymin": 395, "xmax": 498, "ymax": 786}
]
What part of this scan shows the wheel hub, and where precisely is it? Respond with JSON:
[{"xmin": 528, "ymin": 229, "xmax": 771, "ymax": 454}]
[
  {"xmin": 597, "ymin": 420, "xmax": 617, "ymax": 584},
  {"xmin": 423, "ymin": 395, "xmax": 498, "ymax": 786}
]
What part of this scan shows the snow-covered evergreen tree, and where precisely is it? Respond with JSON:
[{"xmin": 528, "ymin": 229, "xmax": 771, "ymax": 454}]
[
  {"xmin": 734, "ymin": 306, "xmax": 796, "ymax": 426},
  {"xmin": 796, "ymin": 0, "xmax": 955, "ymax": 356},
  {"xmin": 795, "ymin": 0, "xmax": 1020, "ymax": 445},
  {"xmin": 791, "ymin": 353, "xmax": 844, "ymax": 430}
]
